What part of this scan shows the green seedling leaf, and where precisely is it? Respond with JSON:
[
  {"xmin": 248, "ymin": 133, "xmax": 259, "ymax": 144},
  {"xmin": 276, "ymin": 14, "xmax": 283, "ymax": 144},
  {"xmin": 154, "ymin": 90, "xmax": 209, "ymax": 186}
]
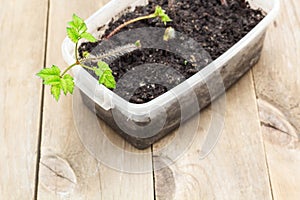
[
  {"xmin": 36, "ymin": 65, "xmax": 61, "ymax": 84},
  {"xmin": 37, "ymin": 65, "xmax": 75, "ymax": 101},
  {"xmin": 61, "ymin": 74, "xmax": 75, "ymax": 95},
  {"xmin": 99, "ymin": 70, "xmax": 116, "ymax": 89},
  {"xmin": 94, "ymin": 67, "xmax": 103, "ymax": 77},
  {"xmin": 51, "ymin": 85, "xmax": 61, "ymax": 101},
  {"xmin": 72, "ymin": 14, "xmax": 84, "ymax": 26},
  {"xmin": 134, "ymin": 40, "xmax": 142, "ymax": 48},
  {"xmin": 71, "ymin": 14, "xmax": 87, "ymax": 33},
  {"xmin": 82, "ymin": 51, "xmax": 90, "ymax": 58},
  {"xmin": 81, "ymin": 32, "xmax": 97, "ymax": 42},
  {"xmin": 43, "ymin": 76, "xmax": 61, "ymax": 85},
  {"xmin": 161, "ymin": 15, "xmax": 172, "ymax": 25},
  {"xmin": 154, "ymin": 6, "xmax": 164, "ymax": 16},
  {"xmin": 94, "ymin": 61, "xmax": 116, "ymax": 89},
  {"xmin": 154, "ymin": 6, "xmax": 172, "ymax": 25},
  {"xmin": 97, "ymin": 61, "xmax": 111, "ymax": 71},
  {"xmin": 94, "ymin": 61, "xmax": 110, "ymax": 77},
  {"xmin": 67, "ymin": 27, "xmax": 80, "ymax": 43},
  {"xmin": 68, "ymin": 21, "xmax": 86, "ymax": 33},
  {"xmin": 67, "ymin": 14, "xmax": 92, "ymax": 43}
]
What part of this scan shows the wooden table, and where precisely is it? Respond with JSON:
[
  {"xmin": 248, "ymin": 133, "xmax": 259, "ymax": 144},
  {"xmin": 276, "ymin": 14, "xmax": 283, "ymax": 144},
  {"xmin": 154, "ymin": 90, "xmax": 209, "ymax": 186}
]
[{"xmin": 1, "ymin": 0, "xmax": 299, "ymax": 199}]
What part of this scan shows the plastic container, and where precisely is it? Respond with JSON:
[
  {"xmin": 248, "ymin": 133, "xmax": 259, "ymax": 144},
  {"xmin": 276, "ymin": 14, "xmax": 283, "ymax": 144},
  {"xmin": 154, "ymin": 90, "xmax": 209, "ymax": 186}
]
[{"xmin": 62, "ymin": 0, "xmax": 279, "ymax": 149}]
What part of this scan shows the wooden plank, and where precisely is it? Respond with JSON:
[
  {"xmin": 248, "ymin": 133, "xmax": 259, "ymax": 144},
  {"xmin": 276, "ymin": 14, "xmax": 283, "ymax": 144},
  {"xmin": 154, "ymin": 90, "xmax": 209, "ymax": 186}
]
[
  {"xmin": 153, "ymin": 72, "xmax": 273, "ymax": 199},
  {"xmin": 0, "ymin": 0, "xmax": 48, "ymax": 199},
  {"xmin": 37, "ymin": 0, "xmax": 154, "ymax": 199},
  {"xmin": 253, "ymin": 0, "xmax": 300, "ymax": 199}
]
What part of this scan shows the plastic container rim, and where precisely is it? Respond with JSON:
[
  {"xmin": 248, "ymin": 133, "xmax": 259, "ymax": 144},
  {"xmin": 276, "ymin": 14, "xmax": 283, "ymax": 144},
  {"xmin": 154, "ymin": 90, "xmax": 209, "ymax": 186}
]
[{"xmin": 61, "ymin": 0, "xmax": 280, "ymax": 117}]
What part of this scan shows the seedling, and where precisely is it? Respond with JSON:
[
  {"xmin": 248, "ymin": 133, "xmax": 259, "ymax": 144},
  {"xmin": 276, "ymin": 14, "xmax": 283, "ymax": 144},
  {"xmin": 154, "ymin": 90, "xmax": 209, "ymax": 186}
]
[
  {"xmin": 106, "ymin": 5, "xmax": 172, "ymax": 39},
  {"xmin": 37, "ymin": 14, "xmax": 118, "ymax": 101},
  {"xmin": 37, "ymin": 6, "xmax": 172, "ymax": 101}
]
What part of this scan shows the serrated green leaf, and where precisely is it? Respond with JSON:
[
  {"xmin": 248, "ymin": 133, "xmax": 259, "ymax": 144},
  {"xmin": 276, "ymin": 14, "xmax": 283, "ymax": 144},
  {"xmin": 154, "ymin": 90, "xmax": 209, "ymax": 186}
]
[
  {"xmin": 67, "ymin": 21, "xmax": 76, "ymax": 29},
  {"xmin": 72, "ymin": 14, "xmax": 84, "ymax": 28},
  {"xmin": 81, "ymin": 32, "xmax": 97, "ymax": 42},
  {"xmin": 37, "ymin": 65, "xmax": 61, "ymax": 86},
  {"xmin": 61, "ymin": 74, "xmax": 75, "ymax": 95},
  {"xmin": 43, "ymin": 76, "xmax": 61, "ymax": 85},
  {"xmin": 154, "ymin": 6, "xmax": 172, "ymax": 25},
  {"xmin": 37, "ymin": 65, "xmax": 75, "ymax": 101},
  {"xmin": 67, "ymin": 27, "xmax": 80, "ymax": 43},
  {"xmin": 94, "ymin": 67, "xmax": 103, "ymax": 77},
  {"xmin": 63, "ymin": 74, "xmax": 74, "ymax": 81},
  {"xmin": 94, "ymin": 61, "xmax": 115, "ymax": 88},
  {"xmin": 68, "ymin": 20, "xmax": 87, "ymax": 34},
  {"xmin": 78, "ymin": 23, "xmax": 87, "ymax": 34},
  {"xmin": 154, "ymin": 6, "xmax": 164, "ymax": 16},
  {"xmin": 37, "ymin": 65, "xmax": 60, "ymax": 80},
  {"xmin": 94, "ymin": 61, "xmax": 111, "ymax": 78},
  {"xmin": 99, "ymin": 70, "xmax": 116, "ymax": 89},
  {"xmin": 97, "ymin": 61, "xmax": 111, "ymax": 71},
  {"xmin": 161, "ymin": 15, "xmax": 172, "ymax": 25},
  {"xmin": 72, "ymin": 14, "xmax": 87, "ymax": 33},
  {"xmin": 51, "ymin": 85, "xmax": 61, "ymax": 101}
]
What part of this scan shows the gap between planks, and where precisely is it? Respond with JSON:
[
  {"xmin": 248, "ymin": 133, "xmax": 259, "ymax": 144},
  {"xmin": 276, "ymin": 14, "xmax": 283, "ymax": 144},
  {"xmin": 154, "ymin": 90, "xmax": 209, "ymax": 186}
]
[
  {"xmin": 33, "ymin": 0, "xmax": 50, "ymax": 199},
  {"xmin": 250, "ymin": 69, "xmax": 275, "ymax": 200}
]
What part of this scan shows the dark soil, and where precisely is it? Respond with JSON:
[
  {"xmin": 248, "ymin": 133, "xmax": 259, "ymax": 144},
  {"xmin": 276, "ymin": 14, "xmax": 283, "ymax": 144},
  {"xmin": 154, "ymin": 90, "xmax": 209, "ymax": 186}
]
[{"xmin": 79, "ymin": 0, "xmax": 265, "ymax": 104}]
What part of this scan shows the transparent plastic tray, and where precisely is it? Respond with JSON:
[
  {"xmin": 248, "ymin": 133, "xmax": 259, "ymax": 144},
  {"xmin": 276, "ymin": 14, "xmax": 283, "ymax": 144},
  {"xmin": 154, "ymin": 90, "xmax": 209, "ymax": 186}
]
[{"xmin": 62, "ymin": 0, "xmax": 279, "ymax": 149}]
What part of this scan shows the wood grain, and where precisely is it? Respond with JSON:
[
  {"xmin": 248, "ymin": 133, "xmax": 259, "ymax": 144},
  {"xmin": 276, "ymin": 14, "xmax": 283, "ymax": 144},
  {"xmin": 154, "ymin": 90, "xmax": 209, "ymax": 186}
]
[
  {"xmin": 0, "ymin": 0, "xmax": 47, "ymax": 199},
  {"xmin": 253, "ymin": 0, "xmax": 300, "ymax": 199},
  {"xmin": 153, "ymin": 72, "xmax": 273, "ymax": 200},
  {"xmin": 1, "ymin": 0, "xmax": 299, "ymax": 199},
  {"xmin": 37, "ymin": 0, "xmax": 154, "ymax": 199}
]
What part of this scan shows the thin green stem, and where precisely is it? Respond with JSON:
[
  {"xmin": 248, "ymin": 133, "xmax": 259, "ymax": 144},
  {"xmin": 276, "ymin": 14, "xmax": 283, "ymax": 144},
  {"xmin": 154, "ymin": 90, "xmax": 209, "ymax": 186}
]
[
  {"xmin": 80, "ymin": 63, "xmax": 95, "ymax": 71},
  {"xmin": 60, "ymin": 42, "xmax": 82, "ymax": 77},
  {"xmin": 61, "ymin": 63, "xmax": 78, "ymax": 77},
  {"xmin": 75, "ymin": 42, "xmax": 79, "ymax": 62},
  {"xmin": 60, "ymin": 62, "xmax": 95, "ymax": 78},
  {"xmin": 106, "ymin": 14, "xmax": 156, "ymax": 39}
]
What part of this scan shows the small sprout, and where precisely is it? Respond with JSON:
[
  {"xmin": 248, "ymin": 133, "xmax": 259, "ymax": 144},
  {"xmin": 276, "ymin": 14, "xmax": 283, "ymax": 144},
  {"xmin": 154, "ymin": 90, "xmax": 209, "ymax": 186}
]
[
  {"xmin": 82, "ymin": 51, "xmax": 90, "ymax": 58},
  {"xmin": 163, "ymin": 27, "xmax": 176, "ymax": 41},
  {"xmin": 135, "ymin": 40, "xmax": 142, "ymax": 48},
  {"xmin": 184, "ymin": 60, "xmax": 188, "ymax": 66},
  {"xmin": 106, "ymin": 5, "xmax": 172, "ymax": 39},
  {"xmin": 154, "ymin": 6, "xmax": 172, "ymax": 25}
]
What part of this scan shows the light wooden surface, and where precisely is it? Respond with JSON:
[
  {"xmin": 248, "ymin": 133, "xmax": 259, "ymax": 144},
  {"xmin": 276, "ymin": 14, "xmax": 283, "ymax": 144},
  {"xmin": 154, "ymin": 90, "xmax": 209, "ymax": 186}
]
[
  {"xmin": 153, "ymin": 72, "xmax": 273, "ymax": 200},
  {"xmin": 0, "ymin": 0, "xmax": 47, "ymax": 199},
  {"xmin": 253, "ymin": 0, "xmax": 300, "ymax": 199},
  {"xmin": 38, "ymin": 1, "xmax": 153, "ymax": 200},
  {"xmin": 0, "ymin": 0, "xmax": 299, "ymax": 199}
]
